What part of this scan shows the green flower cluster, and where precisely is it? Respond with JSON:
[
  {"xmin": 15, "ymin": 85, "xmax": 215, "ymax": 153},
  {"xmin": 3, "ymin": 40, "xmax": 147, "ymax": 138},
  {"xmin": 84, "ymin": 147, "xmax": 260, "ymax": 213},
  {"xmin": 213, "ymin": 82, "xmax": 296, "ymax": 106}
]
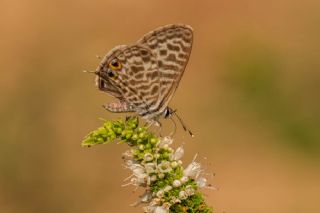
[{"xmin": 82, "ymin": 117, "xmax": 212, "ymax": 213}]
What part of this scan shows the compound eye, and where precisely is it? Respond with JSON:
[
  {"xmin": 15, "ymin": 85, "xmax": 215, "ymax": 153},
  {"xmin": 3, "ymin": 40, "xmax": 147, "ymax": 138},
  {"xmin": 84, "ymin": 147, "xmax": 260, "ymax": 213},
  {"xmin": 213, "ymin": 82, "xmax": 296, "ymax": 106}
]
[{"xmin": 109, "ymin": 59, "xmax": 122, "ymax": 71}]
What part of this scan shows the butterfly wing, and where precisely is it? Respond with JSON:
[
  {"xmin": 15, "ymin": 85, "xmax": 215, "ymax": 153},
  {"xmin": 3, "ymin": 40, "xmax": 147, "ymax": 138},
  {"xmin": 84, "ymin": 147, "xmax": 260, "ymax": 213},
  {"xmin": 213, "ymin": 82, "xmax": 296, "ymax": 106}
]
[
  {"xmin": 137, "ymin": 24, "xmax": 193, "ymax": 115},
  {"xmin": 96, "ymin": 44, "xmax": 162, "ymax": 116}
]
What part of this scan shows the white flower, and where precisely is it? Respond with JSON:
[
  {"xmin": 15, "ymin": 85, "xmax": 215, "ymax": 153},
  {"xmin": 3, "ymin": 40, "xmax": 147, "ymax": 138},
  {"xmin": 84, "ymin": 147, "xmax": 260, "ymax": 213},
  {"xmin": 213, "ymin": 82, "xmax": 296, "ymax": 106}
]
[
  {"xmin": 180, "ymin": 176, "xmax": 189, "ymax": 184},
  {"xmin": 171, "ymin": 146, "xmax": 184, "ymax": 161},
  {"xmin": 130, "ymin": 175, "xmax": 147, "ymax": 186},
  {"xmin": 196, "ymin": 177, "xmax": 207, "ymax": 188},
  {"xmin": 164, "ymin": 185, "xmax": 172, "ymax": 192},
  {"xmin": 131, "ymin": 165, "xmax": 146, "ymax": 177},
  {"xmin": 145, "ymin": 163, "xmax": 157, "ymax": 174},
  {"xmin": 154, "ymin": 206, "xmax": 169, "ymax": 213},
  {"xmin": 156, "ymin": 190, "xmax": 164, "ymax": 198},
  {"xmin": 179, "ymin": 190, "xmax": 188, "ymax": 200},
  {"xmin": 130, "ymin": 191, "xmax": 152, "ymax": 207},
  {"xmin": 184, "ymin": 161, "xmax": 201, "ymax": 179},
  {"xmin": 185, "ymin": 185, "xmax": 195, "ymax": 196},
  {"xmin": 170, "ymin": 196, "xmax": 181, "ymax": 204},
  {"xmin": 157, "ymin": 136, "xmax": 173, "ymax": 148},
  {"xmin": 126, "ymin": 161, "xmax": 146, "ymax": 178},
  {"xmin": 140, "ymin": 192, "xmax": 152, "ymax": 202},
  {"xmin": 149, "ymin": 198, "xmax": 161, "ymax": 206},
  {"xmin": 122, "ymin": 150, "xmax": 133, "ymax": 159},
  {"xmin": 143, "ymin": 206, "xmax": 156, "ymax": 213},
  {"xmin": 144, "ymin": 153, "xmax": 154, "ymax": 161},
  {"xmin": 172, "ymin": 179, "xmax": 181, "ymax": 187},
  {"xmin": 150, "ymin": 175, "xmax": 157, "ymax": 182},
  {"xmin": 158, "ymin": 161, "xmax": 172, "ymax": 173}
]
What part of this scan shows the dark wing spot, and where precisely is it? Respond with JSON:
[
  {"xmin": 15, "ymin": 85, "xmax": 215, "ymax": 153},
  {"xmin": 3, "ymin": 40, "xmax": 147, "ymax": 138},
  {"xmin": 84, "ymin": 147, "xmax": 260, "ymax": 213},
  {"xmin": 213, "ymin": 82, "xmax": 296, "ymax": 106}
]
[
  {"xmin": 129, "ymin": 79, "xmax": 137, "ymax": 86},
  {"xmin": 151, "ymin": 85, "xmax": 159, "ymax": 95},
  {"xmin": 142, "ymin": 56, "xmax": 151, "ymax": 62},
  {"xmin": 132, "ymin": 60, "xmax": 143, "ymax": 65},
  {"xmin": 146, "ymin": 71, "xmax": 158, "ymax": 80},
  {"xmin": 137, "ymin": 85, "xmax": 150, "ymax": 91},
  {"xmin": 166, "ymin": 53, "xmax": 177, "ymax": 62},
  {"xmin": 140, "ymin": 49, "xmax": 149, "ymax": 56},
  {"xmin": 159, "ymin": 49, "xmax": 167, "ymax": 56},
  {"xmin": 135, "ymin": 72, "xmax": 144, "ymax": 79},
  {"xmin": 131, "ymin": 65, "xmax": 145, "ymax": 73},
  {"xmin": 178, "ymin": 53, "xmax": 188, "ymax": 59}
]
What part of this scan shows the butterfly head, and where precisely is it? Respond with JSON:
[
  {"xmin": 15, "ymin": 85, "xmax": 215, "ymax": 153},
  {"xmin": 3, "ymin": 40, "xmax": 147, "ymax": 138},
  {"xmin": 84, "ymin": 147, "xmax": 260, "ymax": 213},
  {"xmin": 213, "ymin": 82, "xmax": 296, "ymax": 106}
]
[{"xmin": 95, "ymin": 46, "xmax": 124, "ymax": 98}]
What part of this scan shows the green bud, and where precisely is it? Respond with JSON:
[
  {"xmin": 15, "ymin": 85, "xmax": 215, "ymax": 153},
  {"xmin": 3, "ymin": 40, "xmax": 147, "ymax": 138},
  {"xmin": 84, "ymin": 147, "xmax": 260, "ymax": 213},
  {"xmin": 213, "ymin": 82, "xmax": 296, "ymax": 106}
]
[
  {"xmin": 139, "ymin": 132, "xmax": 145, "ymax": 138},
  {"xmin": 126, "ymin": 133, "xmax": 132, "ymax": 139},
  {"xmin": 139, "ymin": 144, "xmax": 144, "ymax": 150},
  {"xmin": 150, "ymin": 137, "xmax": 158, "ymax": 144},
  {"xmin": 132, "ymin": 134, "xmax": 138, "ymax": 140},
  {"xmin": 97, "ymin": 137, "xmax": 104, "ymax": 143}
]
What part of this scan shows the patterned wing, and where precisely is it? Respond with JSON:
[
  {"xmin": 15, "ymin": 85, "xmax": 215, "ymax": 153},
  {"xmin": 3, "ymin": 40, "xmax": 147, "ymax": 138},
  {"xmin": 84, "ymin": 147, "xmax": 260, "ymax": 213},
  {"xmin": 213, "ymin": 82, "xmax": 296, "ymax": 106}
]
[
  {"xmin": 137, "ymin": 24, "xmax": 193, "ymax": 116},
  {"xmin": 96, "ymin": 44, "xmax": 161, "ymax": 116}
]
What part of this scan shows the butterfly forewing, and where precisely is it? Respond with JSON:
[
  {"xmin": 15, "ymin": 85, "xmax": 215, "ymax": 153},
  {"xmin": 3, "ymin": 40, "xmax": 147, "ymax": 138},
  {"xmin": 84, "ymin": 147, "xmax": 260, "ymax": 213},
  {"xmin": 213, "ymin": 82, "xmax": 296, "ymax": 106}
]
[{"xmin": 138, "ymin": 24, "xmax": 193, "ymax": 116}]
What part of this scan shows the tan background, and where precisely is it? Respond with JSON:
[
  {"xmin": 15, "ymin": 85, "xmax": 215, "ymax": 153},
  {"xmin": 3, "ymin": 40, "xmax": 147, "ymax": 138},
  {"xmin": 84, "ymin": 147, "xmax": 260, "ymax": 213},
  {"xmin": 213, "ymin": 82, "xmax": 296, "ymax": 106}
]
[{"xmin": 1, "ymin": 0, "xmax": 320, "ymax": 212}]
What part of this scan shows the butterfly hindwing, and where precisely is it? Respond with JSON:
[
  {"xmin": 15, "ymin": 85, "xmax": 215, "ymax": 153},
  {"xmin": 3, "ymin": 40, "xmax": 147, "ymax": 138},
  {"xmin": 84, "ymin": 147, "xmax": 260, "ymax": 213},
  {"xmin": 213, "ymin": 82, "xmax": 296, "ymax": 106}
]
[
  {"xmin": 138, "ymin": 24, "xmax": 193, "ymax": 115},
  {"xmin": 97, "ymin": 44, "xmax": 161, "ymax": 116}
]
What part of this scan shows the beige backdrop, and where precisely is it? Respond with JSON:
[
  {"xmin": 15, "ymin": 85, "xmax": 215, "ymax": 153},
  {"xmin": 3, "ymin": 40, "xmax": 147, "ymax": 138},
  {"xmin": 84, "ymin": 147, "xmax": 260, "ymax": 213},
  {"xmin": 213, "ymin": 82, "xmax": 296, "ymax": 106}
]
[{"xmin": 1, "ymin": 0, "xmax": 320, "ymax": 212}]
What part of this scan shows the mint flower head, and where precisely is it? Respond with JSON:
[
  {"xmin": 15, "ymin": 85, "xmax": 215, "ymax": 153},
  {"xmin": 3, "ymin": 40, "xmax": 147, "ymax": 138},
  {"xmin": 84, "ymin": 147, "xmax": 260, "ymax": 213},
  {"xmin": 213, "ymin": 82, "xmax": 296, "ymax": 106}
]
[{"xmin": 82, "ymin": 117, "xmax": 213, "ymax": 213}]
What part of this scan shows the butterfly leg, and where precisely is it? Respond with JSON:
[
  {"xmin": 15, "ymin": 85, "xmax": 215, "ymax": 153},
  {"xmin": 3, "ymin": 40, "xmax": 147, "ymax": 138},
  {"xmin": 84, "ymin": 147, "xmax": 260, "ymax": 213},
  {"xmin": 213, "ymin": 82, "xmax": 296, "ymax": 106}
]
[
  {"xmin": 145, "ymin": 119, "xmax": 161, "ymax": 128},
  {"xmin": 103, "ymin": 102, "xmax": 135, "ymax": 113}
]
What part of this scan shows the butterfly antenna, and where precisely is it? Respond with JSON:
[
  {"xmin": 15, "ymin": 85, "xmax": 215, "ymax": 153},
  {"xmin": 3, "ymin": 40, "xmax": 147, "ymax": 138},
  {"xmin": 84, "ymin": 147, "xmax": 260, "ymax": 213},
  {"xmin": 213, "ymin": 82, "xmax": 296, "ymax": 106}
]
[
  {"xmin": 173, "ymin": 110, "xmax": 194, "ymax": 137},
  {"xmin": 83, "ymin": 70, "xmax": 96, "ymax": 75}
]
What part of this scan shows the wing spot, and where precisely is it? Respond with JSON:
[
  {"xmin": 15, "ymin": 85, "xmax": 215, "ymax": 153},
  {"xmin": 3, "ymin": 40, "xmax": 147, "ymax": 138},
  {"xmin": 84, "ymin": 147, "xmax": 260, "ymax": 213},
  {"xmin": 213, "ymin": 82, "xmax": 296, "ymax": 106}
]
[
  {"xmin": 131, "ymin": 65, "xmax": 145, "ymax": 73},
  {"xmin": 159, "ymin": 49, "xmax": 167, "ymax": 56},
  {"xmin": 142, "ymin": 56, "xmax": 151, "ymax": 62},
  {"xmin": 146, "ymin": 71, "xmax": 158, "ymax": 80},
  {"xmin": 135, "ymin": 72, "xmax": 144, "ymax": 79},
  {"xmin": 151, "ymin": 85, "xmax": 159, "ymax": 95}
]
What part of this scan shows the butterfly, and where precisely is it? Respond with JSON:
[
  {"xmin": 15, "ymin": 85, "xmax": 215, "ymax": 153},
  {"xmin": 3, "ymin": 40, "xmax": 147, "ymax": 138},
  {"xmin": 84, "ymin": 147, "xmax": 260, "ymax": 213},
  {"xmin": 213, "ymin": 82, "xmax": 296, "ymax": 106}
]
[{"xmin": 93, "ymin": 24, "xmax": 193, "ymax": 135}]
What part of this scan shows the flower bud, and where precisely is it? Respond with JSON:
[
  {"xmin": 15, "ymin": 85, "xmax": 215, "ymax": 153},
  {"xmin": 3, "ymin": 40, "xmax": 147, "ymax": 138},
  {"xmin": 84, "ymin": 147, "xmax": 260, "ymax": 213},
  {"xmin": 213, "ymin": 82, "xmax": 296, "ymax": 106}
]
[
  {"xmin": 180, "ymin": 176, "xmax": 189, "ymax": 184},
  {"xmin": 144, "ymin": 153, "xmax": 153, "ymax": 161},
  {"xmin": 172, "ymin": 179, "xmax": 181, "ymax": 187},
  {"xmin": 179, "ymin": 190, "xmax": 188, "ymax": 200}
]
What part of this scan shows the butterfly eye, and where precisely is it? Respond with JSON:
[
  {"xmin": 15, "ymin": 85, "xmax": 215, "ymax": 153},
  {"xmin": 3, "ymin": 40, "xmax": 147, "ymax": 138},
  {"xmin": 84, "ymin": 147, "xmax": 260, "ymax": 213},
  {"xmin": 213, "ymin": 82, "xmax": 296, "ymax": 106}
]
[{"xmin": 109, "ymin": 59, "xmax": 122, "ymax": 71}]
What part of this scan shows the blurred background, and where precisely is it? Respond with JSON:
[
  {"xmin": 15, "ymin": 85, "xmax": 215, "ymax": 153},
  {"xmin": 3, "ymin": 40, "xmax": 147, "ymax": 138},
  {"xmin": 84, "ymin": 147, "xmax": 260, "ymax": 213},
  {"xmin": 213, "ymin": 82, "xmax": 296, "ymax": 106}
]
[{"xmin": 1, "ymin": 0, "xmax": 320, "ymax": 212}]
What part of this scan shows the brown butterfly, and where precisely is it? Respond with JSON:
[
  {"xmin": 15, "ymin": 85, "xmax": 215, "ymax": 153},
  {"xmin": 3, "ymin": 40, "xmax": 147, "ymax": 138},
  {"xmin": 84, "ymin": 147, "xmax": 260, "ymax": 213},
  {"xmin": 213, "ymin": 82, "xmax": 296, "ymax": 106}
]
[{"xmin": 91, "ymin": 24, "xmax": 193, "ymax": 135}]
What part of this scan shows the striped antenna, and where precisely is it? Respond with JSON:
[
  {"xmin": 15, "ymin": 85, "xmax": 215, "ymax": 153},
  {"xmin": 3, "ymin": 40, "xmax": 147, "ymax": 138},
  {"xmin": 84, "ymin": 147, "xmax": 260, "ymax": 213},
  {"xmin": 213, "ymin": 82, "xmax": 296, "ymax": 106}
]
[{"xmin": 83, "ymin": 70, "xmax": 96, "ymax": 74}]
